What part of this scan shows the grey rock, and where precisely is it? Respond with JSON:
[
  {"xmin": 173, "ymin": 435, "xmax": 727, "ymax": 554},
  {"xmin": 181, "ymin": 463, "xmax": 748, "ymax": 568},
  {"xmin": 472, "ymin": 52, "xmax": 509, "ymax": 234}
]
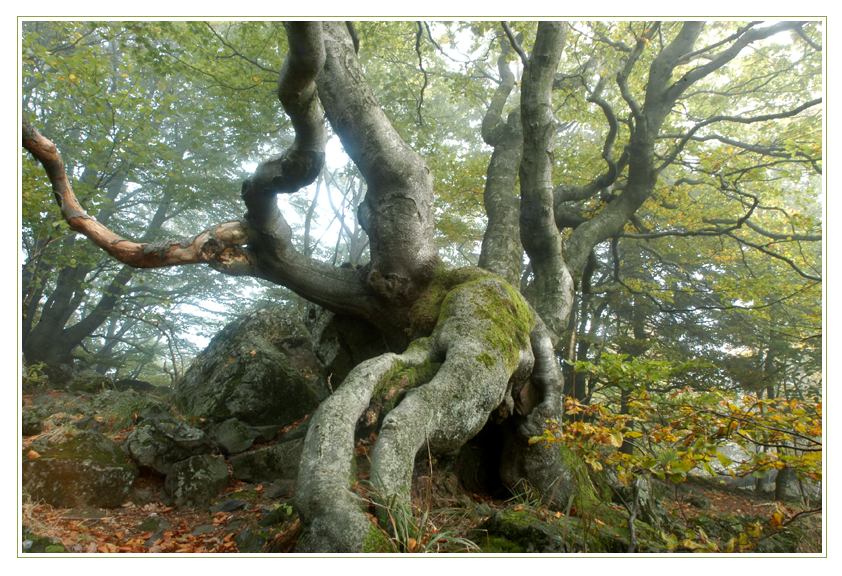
[
  {"xmin": 479, "ymin": 509, "xmax": 565, "ymax": 553},
  {"xmin": 191, "ymin": 524, "xmax": 216, "ymax": 536},
  {"xmin": 90, "ymin": 388, "xmax": 172, "ymax": 430},
  {"xmin": 114, "ymin": 379, "xmax": 157, "ymax": 393},
  {"xmin": 229, "ymin": 438, "xmax": 304, "ymax": 483},
  {"xmin": 310, "ymin": 310, "xmax": 389, "ymax": 384},
  {"xmin": 210, "ymin": 498, "xmax": 248, "ymax": 513},
  {"xmin": 235, "ymin": 528, "xmax": 268, "ymax": 553},
  {"xmin": 68, "ymin": 370, "xmax": 112, "ymax": 394},
  {"xmin": 164, "ymin": 454, "xmax": 230, "ymax": 506},
  {"xmin": 213, "ymin": 418, "xmax": 259, "ymax": 455},
  {"xmin": 125, "ymin": 418, "xmax": 210, "ymax": 475},
  {"xmin": 259, "ymin": 504, "xmax": 295, "ymax": 526}
]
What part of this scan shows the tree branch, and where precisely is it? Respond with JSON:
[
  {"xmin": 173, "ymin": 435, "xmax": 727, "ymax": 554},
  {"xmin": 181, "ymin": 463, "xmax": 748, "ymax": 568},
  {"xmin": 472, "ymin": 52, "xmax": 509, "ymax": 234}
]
[
  {"xmin": 22, "ymin": 117, "xmax": 254, "ymax": 273},
  {"xmin": 657, "ymin": 98, "xmax": 822, "ymax": 172},
  {"xmin": 665, "ymin": 21, "xmax": 805, "ymax": 103},
  {"xmin": 501, "ymin": 22, "xmax": 529, "ymax": 68},
  {"xmin": 519, "ymin": 21, "xmax": 574, "ymax": 339}
]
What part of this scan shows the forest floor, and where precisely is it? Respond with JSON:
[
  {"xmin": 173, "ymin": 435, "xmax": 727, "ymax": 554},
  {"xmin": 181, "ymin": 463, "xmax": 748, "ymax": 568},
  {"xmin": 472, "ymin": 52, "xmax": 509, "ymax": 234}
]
[{"xmin": 20, "ymin": 388, "xmax": 822, "ymax": 555}]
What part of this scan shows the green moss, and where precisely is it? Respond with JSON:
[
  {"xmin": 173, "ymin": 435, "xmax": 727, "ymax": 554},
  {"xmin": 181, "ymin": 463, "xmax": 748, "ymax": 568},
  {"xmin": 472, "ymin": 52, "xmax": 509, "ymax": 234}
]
[
  {"xmin": 439, "ymin": 276, "xmax": 534, "ymax": 372},
  {"xmin": 476, "ymin": 352, "xmax": 496, "ymax": 369},
  {"xmin": 408, "ymin": 267, "xmax": 493, "ymax": 337},
  {"xmin": 362, "ymin": 525, "xmax": 395, "ymax": 553},
  {"xmin": 480, "ymin": 535, "xmax": 525, "ymax": 553},
  {"xmin": 43, "ymin": 431, "xmax": 132, "ymax": 468},
  {"xmin": 499, "ymin": 509, "xmax": 540, "ymax": 528},
  {"xmin": 558, "ymin": 445, "xmax": 601, "ymax": 514},
  {"xmin": 225, "ymin": 488, "xmax": 262, "ymax": 503},
  {"xmin": 484, "ymin": 504, "xmax": 664, "ymax": 553}
]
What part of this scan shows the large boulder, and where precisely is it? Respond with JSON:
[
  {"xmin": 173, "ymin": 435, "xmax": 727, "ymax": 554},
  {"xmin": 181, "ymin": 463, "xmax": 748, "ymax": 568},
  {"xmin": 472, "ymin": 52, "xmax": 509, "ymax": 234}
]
[
  {"xmin": 164, "ymin": 454, "xmax": 230, "ymax": 506},
  {"xmin": 175, "ymin": 306, "xmax": 327, "ymax": 427},
  {"xmin": 125, "ymin": 418, "xmax": 211, "ymax": 475},
  {"xmin": 23, "ymin": 430, "xmax": 138, "ymax": 508}
]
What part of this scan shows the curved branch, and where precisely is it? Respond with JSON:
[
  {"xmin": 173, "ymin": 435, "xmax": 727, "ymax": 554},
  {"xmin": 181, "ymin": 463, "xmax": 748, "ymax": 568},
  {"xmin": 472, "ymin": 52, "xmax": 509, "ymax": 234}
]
[
  {"xmin": 725, "ymin": 231, "xmax": 821, "ymax": 282},
  {"xmin": 744, "ymin": 219, "xmax": 821, "ymax": 242},
  {"xmin": 22, "ymin": 118, "xmax": 254, "ymax": 273},
  {"xmin": 24, "ymin": 23, "xmax": 375, "ymax": 321},
  {"xmin": 317, "ymin": 22, "xmax": 438, "ymax": 291},
  {"xmin": 242, "ymin": 21, "xmax": 326, "ymax": 211},
  {"xmin": 481, "ymin": 35, "xmax": 516, "ymax": 146},
  {"xmin": 553, "ymin": 76, "xmax": 627, "ymax": 205},
  {"xmin": 614, "ymin": 24, "xmax": 659, "ymax": 122},
  {"xmin": 204, "ymin": 23, "xmax": 279, "ymax": 75},
  {"xmin": 414, "ymin": 21, "xmax": 429, "ymax": 126},
  {"xmin": 665, "ymin": 21, "xmax": 806, "ymax": 103}
]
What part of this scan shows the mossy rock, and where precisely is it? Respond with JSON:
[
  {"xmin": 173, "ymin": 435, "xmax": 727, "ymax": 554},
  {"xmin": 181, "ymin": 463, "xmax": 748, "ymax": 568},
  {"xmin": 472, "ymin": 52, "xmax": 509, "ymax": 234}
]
[
  {"xmin": 22, "ymin": 411, "xmax": 43, "ymax": 436},
  {"xmin": 164, "ymin": 454, "xmax": 230, "ymax": 506},
  {"xmin": 234, "ymin": 527, "xmax": 278, "ymax": 552},
  {"xmin": 476, "ymin": 505, "xmax": 663, "ymax": 553},
  {"xmin": 258, "ymin": 503, "xmax": 296, "ymax": 526},
  {"xmin": 23, "ymin": 430, "xmax": 138, "ymax": 508},
  {"xmin": 361, "ymin": 525, "xmax": 395, "ymax": 553},
  {"xmin": 91, "ymin": 388, "xmax": 172, "ymax": 430},
  {"xmin": 478, "ymin": 509, "xmax": 565, "ymax": 553},
  {"xmin": 477, "ymin": 534, "xmax": 527, "ymax": 553},
  {"xmin": 175, "ymin": 306, "xmax": 327, "ymax": 427}
]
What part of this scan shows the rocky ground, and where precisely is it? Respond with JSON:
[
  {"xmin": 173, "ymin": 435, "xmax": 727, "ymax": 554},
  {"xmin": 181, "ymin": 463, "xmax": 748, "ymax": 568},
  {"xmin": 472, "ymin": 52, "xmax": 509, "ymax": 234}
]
[
  {"xmin": 20, "ymin": 307, "xmax": 822, "ymax": 554},
  {"xmin": 20, "ymin": 385, "xmax": 822, "ymax": 554}
]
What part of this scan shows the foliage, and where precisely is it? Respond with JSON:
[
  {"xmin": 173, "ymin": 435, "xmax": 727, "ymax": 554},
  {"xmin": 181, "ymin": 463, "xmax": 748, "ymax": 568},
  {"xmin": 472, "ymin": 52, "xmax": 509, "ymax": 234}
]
[{"xmin": 538, "ymin": 354, "xmax": 821, "ymax": 485}]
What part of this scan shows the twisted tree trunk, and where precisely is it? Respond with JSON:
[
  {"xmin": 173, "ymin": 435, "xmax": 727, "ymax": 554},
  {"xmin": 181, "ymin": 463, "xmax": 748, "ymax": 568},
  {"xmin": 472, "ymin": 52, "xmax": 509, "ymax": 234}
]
[{"xmin": 23, "ymin": 21, "xmax": 576, "ymax": 553}]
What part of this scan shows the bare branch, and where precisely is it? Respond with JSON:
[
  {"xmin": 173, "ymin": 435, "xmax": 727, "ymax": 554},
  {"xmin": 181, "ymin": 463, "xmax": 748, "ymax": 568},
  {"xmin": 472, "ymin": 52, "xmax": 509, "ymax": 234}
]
[
  {"xmin": 22, "ymin": 118, "xmax": 253, "ymax": 273},
  {"xmin": 204, "ymin": 23, "xmax": 279, "ymax": 75},
  {"xmin": 481, "ymin": 35, "xmax": 516, "ymax": 145},
  {"xmin": 615, "ymin": 23, "xmax": 661, "ymax": 121},
  {"xmin": 657, "ymin": 98, "xmax": 822, "ymax": 172},
  {"xmin": 502, "ymin": 22, "xmax": 529, "ymax": 68},
  {"xmin": 665, "ymin": 21, "xmax": 805, "ymax": 103}
]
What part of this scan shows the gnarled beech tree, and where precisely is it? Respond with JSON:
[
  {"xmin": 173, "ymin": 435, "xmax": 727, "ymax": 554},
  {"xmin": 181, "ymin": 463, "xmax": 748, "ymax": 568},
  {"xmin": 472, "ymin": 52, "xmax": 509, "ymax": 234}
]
[{"xmin": 23, "ymin": 21, "xmax": 820, "ymax": 552}]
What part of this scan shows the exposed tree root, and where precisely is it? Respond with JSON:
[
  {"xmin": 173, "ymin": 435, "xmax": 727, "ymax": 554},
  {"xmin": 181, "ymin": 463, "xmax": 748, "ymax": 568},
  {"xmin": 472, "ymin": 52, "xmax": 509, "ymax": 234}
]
[
  {"xmin": 294, "ymin": 344, "xmax": 432, "ymax": 552},
  {"xmin": 295, "ymin": 273, "xmax": 573, "ymax": 552}
]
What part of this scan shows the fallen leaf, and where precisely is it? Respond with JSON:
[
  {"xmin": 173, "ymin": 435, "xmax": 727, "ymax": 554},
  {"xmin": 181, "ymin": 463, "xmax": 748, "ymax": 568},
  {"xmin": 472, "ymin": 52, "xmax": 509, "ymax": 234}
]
[{"xmin": 27, "ymin": 449, "xmax": 41, "ymax": 460}]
